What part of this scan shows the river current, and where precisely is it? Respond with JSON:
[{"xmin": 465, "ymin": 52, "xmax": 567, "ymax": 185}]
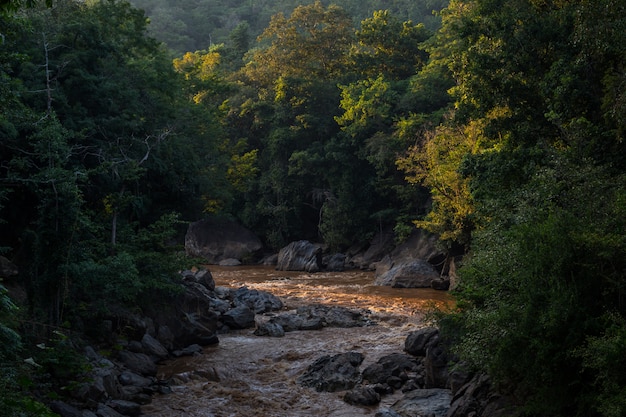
[{"xmin": 142, "ymin": 266, "xmax": 452, "ymax": 417}]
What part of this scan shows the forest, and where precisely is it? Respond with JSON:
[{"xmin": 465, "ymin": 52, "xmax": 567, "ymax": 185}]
[{"xmin": 0, "ymin": 0, "xmax": 625, "ymax": 416}]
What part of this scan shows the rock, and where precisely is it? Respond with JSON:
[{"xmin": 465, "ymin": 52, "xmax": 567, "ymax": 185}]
[
  {"xmin": 145, "ymin": 280, "xmax": 220, "ymax": 349},
  {"xmin": 119, "ymin": 371, "xmax": 153, "ymax": 387},
  {"xmin": 117, "ymin": 351, "xmax": 157, "ymax": 377},
  {"xmin": 362, "ymin": 353, "xmax": 421, "ymax": 386},
  {"xmin": 141, "ymin": 333, "xmax": 168, "ymax": 360},
  {"xmin": 431, "ymin": 277, "xmax": 451, "ymax": 291},
  {"xmin": 219, "ymin": 258, "xmax": 242, "ymax": 266},
  {"xmin": 181, "ymin": 268, "xmax": 216, "ymax": 291},
  {"xmin": 49, "ymin": 401, "xmax": 83, "ymax": 417},
  {"xmin": 374, "ymin": 259, "xmax": 440, "ymax": 288},
  {"xmin": 172, "ymin": 344, "xmax": 203, "ymax": 357},
  {"xmin": 375, "ymin": 409, "xmax": 403, "ymax": 417},
  {"xmin": 296, "ymin": 305, "xmax": 368, "ymax": 328},
  {"xmin": 390, "ymin": 388, "xmax": 452, "ymax": 417},
  {"xmin": 298, "ymin": 352, "xmax": 364, "ymax": 392},
  {"xmin": 221, "ymin": 305, "xmax": 255, "ymax": 329},
  {"xmin": 424, "ymin": 335, "xmax": 449, "ymax": 389},
  {"xmin": 253, "ymin": 321, "xmax": 285, "ymax": 337},
  {"xmin": 324, "ymin": 253, "xmax": 346, "ymax": 271},
  {"xmin": 95, "ymin": 404, "xmax": 125, "ymax": 417},
  {"xmin": 447, "ymin": 373, "xmax": 520, "ymax": 417},
  {"xmin": 405, "ymin": 327, "xmax": 439, "ymax": 357},
  {"xmin": 343, "ymin": 386, "xmax": 381, "ymax": 406},
  {"xmin": 232, "ymin": 286, "xmax": 283, "ymax": 313},
  {"xmin": 269, "ymin": 314, "xmax": 304, "ymax": 332},
  {"xmin": 276, "ymin": 240, "xmax": 322, "ymax": 272},
  {"xmin": 373, "ymin": 228, "xmax": 447, "ymax": 287},
  {"xmin": 107, "ymin": 400, "xmax": 141, "ymax": 416},
  {"xmin": 185, "ymin": 217, "xmax": 263, "ymax": 264}
]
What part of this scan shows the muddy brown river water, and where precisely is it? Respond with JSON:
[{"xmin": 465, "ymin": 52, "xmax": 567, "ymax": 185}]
[{"xmin": 142, "ymin": 266, "xmax": 452, "ymax": 417}]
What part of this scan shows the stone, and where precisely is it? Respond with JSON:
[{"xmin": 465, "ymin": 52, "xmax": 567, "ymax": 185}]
[
  {"xmin": 107, "ymin": 400, "xmax": 141, "ymax": 417},
  {"xmin": 141, "ymin": 333, "xmax": 168, "ymax": 360},
  {"xmin": 254, "ymin": 321, "xmax": 285, "ymax": 337},
  {"xmin": 298, "ymin": 351, "xmax": 364, "ymax": 392},
  {"xmin": 276, "ymin": 240, "xmax": 322, "ymax": 272},
  {"xmin": 405, "ymin": 327, "xmax": 439, "ymax": 357},
  {"xmin": 95, "ymin": 404, "xmax": 125, "ymax": 417},
  {"xmin": 232, "ymin": 286, "xmax": 283, "ymax": 313},
  {"xmin": 219, "ymin": 258, "xmax": 242, "ymax": 266},
  {"xmin": 119, "ymin": 371, "xmax": 153, "ymax": 387},
  {"xmin": 324, "ymin": 253, "xmax": 347, "ymax": 271},
  {"xmin": 185, "ymin": 217, "xmax": 263, "ymax": 264},
  {"xmin": 424, "ymin": 335, "xmax": 449, "ymax": 389},
  {"xmin": 117, "ymin": 351, "xmax": 157, "ymax": 377},
  {"xmin": 221, "ymin": 305, "xmax": 255, "ymax": 329},
  {"xmin": 343, "ymin": 387, "xmax": 381, "ymax": 406},
  {"xmin": 374, "ymin": 259, "xmax": 440, "ymax": 288},
  {"xmin": 362, "ymin": 353, "xmax": 421, "ymax": 385},
  {"xmin": 390, "ymin": 388, "xmax": 452, "ymax": 417}
]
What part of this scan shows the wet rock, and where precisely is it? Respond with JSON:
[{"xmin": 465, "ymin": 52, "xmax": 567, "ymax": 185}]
[
  {"xmin": 219, "ymin": 258, "xmax": 241, "ymax": 266},
  {"xmin": 156, "ymin": 325, "xmax": 175, "ymax": 351},
  {"xmin": 298, "ymin": 351, "xmax": 364, "ymax": 392},
  {"xmin": 405, "ymin": 327, "xmax": 439, "ymax": 357},
  {"xmin": 221, "ymin": 305, "xmax": 255, "ymax": 329},
  {"xmin": 362, "ymin": 353, "xmax": 421, "ymax": 386},
  {"xmin": 271, "ymin": 314, "xmax": 304, "ymax": 332},
  {"xmin": 343, "ymin": 386, "xmax": 381, "ymax": 406},
  {"xmin": 390, "ymin": 388, "xmax": 452, "ymax": 417},
  {"xmin": 181, "ymin": 268, "xmax": 216, "ymax": 291},
  {"xmin": 276, "ymin": 240, "xmax": 322, "ymax": 272},
  {"xmin": 374, "ymin": 259, "xmax": 440, "ymax": 288},
  {"xmin": 431, "ymin": 277, "xmax": 451, "ymax": 290},
  {"xmin": 117, "ymin": 351, "xmax": 157, "ymax": 377},
  {"xmin": 375, "ymin": 409, "xmax": 403, "ymax": 417},
  {"xmin": 296, "ymin": 305, "xmax": 368, "ymax": 328},
  {"xmin": 232, "ymin": 286, "xmax": 283, "ymax": 313},
  {"xmin": 254, "ymin": 321, "xmax": 285, "ymax": 337},
  {"xmin": 347, "ymin": 228, "xmax": 396, "ymax": 270},
  {"xmin": 141, "ymin": 333, "xmax": 168, "ymax": 360},
  {"xmin": 172, "ymin": 343, "xmax": 203, "ymax": 357},
  {"xmin": 185, "ymin": 217, "xmax": 263, "ymax": 264},
  {"xmin": 107, "ymin": 399, "xmax": 141, "ymax": 416}
]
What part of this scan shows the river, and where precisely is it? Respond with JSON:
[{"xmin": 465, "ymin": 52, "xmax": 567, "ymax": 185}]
[{"xmin": 142, "ymin": 266, "xmax": 452, "ymax": 417}]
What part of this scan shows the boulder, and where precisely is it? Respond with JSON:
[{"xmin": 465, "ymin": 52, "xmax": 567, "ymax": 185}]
[
  {"xmin": 106, "ymin": 399, "xmax": 141, "ymax": 417},
  {"xmin": 298, "ymin": 352, "xmax": 364, "ymax": 392},
  {"xmin": 296, "ymin": 305, "xmax": 368, "ymax": 328},
  {"xmin": 141, "ymin": 333, "xmax": 168, "ymax": 360},
  {"xmin": 374, "ymin": 228, "xmax": 447, "ymax": 288},
  {"xmin": 405, "ymin": 327, "xmax": 439, "ymax": 357},
  {"xmin": 390, "ymin": 389, "xmax": 452, "ymax": 417},
  {"xmin": 49, "ymin": 401, "xmax": 84, "ymax": 417},
  {"xmin": 117, "ymin": 351, "xmax": 157, "ymax": 377},
  {"xmin": 253, "ymin": 321, "xmax": 285, "ymax": 337},
  {"xmin": 447, "ymin": 373, "xmax": 520, "ymax": 417},
  {"xmin": 343, "ymin": 387, "xmax": 381, "ymax": 406},
  {"xmin": 424, "ymin": 335, "xmax": 449, "ymax": 389},
  {"xmin": 362, "ymin": 353, "xmax": 421, "ymax": 386},
  {"xmin": 221, "ymin": 305, "xmax": 255, "ymax": 329},
  {"xmin": 276, "ymin": 240, "xmax": 322, "ymax": 272},
  {"xmin": 185, "ymin": 217, "xmax": 263, "ymax": 264},
  {"xmin": 374, "ymin": 259, "xmax": 440, "ymax": 288},
  {"xmin": 232, "ymin": 286, "xmax": 283, "ymax": 313},
  {"xmin": 324, "ymin": 253, "xmax": 347, "ymax": 271},
  {"xmin": 181, "ymin": 268, "xmax": 215, "ymax": 291}
]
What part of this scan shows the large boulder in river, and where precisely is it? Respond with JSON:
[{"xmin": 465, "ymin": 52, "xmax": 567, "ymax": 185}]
[
  {"xmin": 374, "ymin": 229, "xmax": 446, "ymax": 288},
  {"xmin": 298, "ymin": 352, "xmax": 364, "ymax": 392},
  {"xmin": 185, "ymin": 217, "xmax": 263, "ymax": 264},
  {"xmin": 276, "ymin": 240, "xmax": 322, "ymax": 272}
]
